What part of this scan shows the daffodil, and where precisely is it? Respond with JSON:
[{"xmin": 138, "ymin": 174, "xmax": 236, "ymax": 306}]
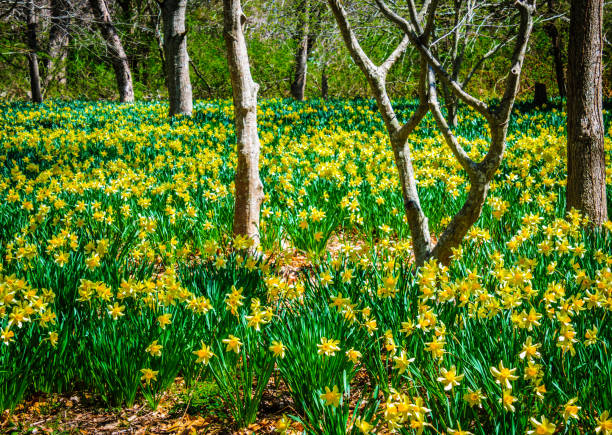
[
  {"xmin": 320, "ymin": 385, "xmax": 341, "ymax": 407},
  {"xmin": 107, "ymin": 302, "xmax": 125, "ymax": 320},
  {"xmin": 140, "ymin": 368, "xmax": 158, "ymax": 385},
  {"xmin": 269, "ymin": 340, "xmax": 285, "ymax": 358},
  {"xmin": 317, "ymin": 337, "xmax": 340, "ymax": 356},
  {"xmin": 490, "ymin": 361, "xmax": 518, "ymax": 389},
  {"xmin": 527, "ymin": 416, "xmax": 556, "ymax": 435},
  {"xmin": 437, "ymin": 365, "xmax": 464, "ymax": 391},
  {"xmin": 222, "ymin": 334, "xmax": 243, "ymax": 354},
  {"xmin": 146, "ymin": 340, "xmax": 163, "ymax": 357},
  {"xmin": 193, "ymin": 341, "xmax": 214, "ymax": 364}
]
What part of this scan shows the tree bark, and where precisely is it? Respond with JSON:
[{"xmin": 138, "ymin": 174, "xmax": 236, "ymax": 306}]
[
  {"xmin": 44, "ymin": 0, "xmax": 70, "ymax": 89},
  {"xmin": 290, "ymin": 0, "xmax": 310, "ymax": 101},
  {"xmin": 162, "ymin": 0, "xmax": 193, "ymax": 116},
  {"xmin": 223, "ymin": 0, "xmax": 265, "ymax": 249},
  {"xmin": 25, "ymin": 0, "xmax": 42, "ymax": 103},
  {"xmin": 566, "ymin": 0, "xmax": 608, "ymax": 226},
  {"xmin": 534, "ymin": 82, "xmax": 548, "ymax": 106},
  {"xmin": 545, "ymin": 0, "xmax": 566, "ymax": 98},
  {"xmin": 321, "ymin": 65, "xmax": 328, "ymax": 99},
  {"xmin": 88, "ymin": 0, "xmax": 134, "ymax": 103}
]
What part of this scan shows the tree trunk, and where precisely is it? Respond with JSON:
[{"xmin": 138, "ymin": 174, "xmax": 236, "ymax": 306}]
[
  {"xmin": 441, "ymin": 84, "xmax": 458, "ymax": 127},
  {"xmin": 290, "ymin": 0, "xmax": 310, "ymax": 101},
  {"xmin": 566, "ymin": 0, "xmax": 608, "ymax": 225},
  {"xmin": 44, "ymin": 0, "xmax": 70, "ymax": 89},
  {"xmin": 223, "ymin": 0, "xmax": 265, "ymax": 249},
  {"xmin": 89, "ymin": 0, "xmax": 134, "ymax": 103},
  {"xmin": 321, "ymin": 65, "xmax": 328, "ymax": 99},
  {"xmin": 25, "ymin": 0, "xmax": 42, "ymax": 103},
  {"xmin": 534, "ymin": 82, "xmax": 548, "ymax": 106},
  {"xmin": 545, "ymin": 0, "xmax": 566, "ymax": 98},
  {"xmin": 162, "ymin": 0, "xmax": 192, "ymax": 116}
]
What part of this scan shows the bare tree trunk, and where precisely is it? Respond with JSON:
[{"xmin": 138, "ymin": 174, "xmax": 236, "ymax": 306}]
[
  {"xmin": 545, "ymin": 0, "xmax": 566, "ymax": 98},
  {"xmin": 89, "ymin": 0, "xmax": 134, "ymax": 103},
  {"xmin": 26, "ymin": 0, "xmax": 42, "ymax": 103},
  {"xmin": 321, "ymin": 64, "xmax": 328, "ymax": 99},
  {"xmin": 291, "ymin": 0, "xmax": 310, "ymax": 101},
  {"xmin": 162, "ymin": 0, "xmax": 192, "ymax": 116},
  {"xmin": 534, "ymin": 82, "xmax": 548, "ymax": 106},
  {"xmin": 566, "ymin": 0, "xmax": 608, "ymax": 225},
  {"xmin": 441, "ymin": 84, "xmax": 458, "ymax": 127},
  {"xmin": 223, "ymin": 0, "xmax": 265, "ymax": 249},
  {"xmin": 44, "ymin": 0, "xmax": 70, "ymax": 90}
]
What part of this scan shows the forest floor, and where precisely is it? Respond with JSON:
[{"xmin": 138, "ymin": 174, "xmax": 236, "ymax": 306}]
[{"xmin": 3, "ymin": 377, "xmax": 294, "ymax": 434}]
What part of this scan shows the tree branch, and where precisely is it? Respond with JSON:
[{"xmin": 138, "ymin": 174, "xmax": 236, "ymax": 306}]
[
  {"xmin": 375, "ymin": 0, "xmax": 494, "ymax": 123},
  {"xmin": 380, "ymin": 34, "xmax": 408, "ymax": 76}
]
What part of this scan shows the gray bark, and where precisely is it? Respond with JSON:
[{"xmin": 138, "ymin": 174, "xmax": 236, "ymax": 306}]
[
  {"xmin": 162, "ymin": 0, "xmax": 193, "ymax": 116},
  {"xmin": 223, "ymin": 0, "xmax": 265, "ymax": 249},
  {"xmin": 566, "ymin": 0, "xmax": 608, "ymax": 225},
  {"xmin": 26, "ymin": 0, "xmax": 42, "ymax": 103},
  {"xmin": 291, "ymin": 0, "xmax": 310, "ymax": 101},
  {"xmin": 321, "ymin": 65, "xmax": 328, "ymax": 99},
  {"xmin": 89, "ymin": 0, "xmax": 134, "ymax": 103},
  {"xmin": 44, "ymin": 0, "xmax": 70, "ymax": 89}
]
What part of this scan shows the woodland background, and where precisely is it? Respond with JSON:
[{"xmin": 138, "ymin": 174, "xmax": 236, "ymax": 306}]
[{"xmin": 1, "ymin": 0, "xmax": 610, "ymax": 102}]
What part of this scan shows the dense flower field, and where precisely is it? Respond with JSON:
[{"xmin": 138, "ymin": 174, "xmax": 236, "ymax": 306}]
[{"xmin": 1, "ymin": 99, "xmax": 611, "ymax": 434}]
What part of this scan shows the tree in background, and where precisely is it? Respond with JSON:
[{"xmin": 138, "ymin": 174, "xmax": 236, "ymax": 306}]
[
  {"xmin": 289, "ymin": 0, "xmax": 326, "ymax": 101},
  {"xmin": 43, "ymin": 0, "xmax": 70, "ymax": 90},
  {"xmin": 223, "ymin": 0, "xmax": 265, "ymax": 249},
  {"xmin": 88, "ymin": 0, "xmax": 134, "ymax": 102},
  {"xmin": 566, "ymin": 0, "xmax": 608, "ymax": 225},
  {"xmin": 25, "ymin": 0, "xmax": 42, "ymax": 103},
  {"xmin": 161, "ymin": 0, "xmax": 192, "ymax": 116},
  {"xmin": 544, "ymin": 0, "xmax": 565, "ymax": 98}
]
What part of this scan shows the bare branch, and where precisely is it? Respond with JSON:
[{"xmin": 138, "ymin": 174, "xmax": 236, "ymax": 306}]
[
  {"xmin": 427, "ymin": 67, "xmax": 478, "ymax": 175},
  {"xmin": 380, "ymin": 34, "xmax": 408, "ymax": 76},
  {"xmin": 375, "ymin": 0, "xmax": 493, "ymax": 122}
]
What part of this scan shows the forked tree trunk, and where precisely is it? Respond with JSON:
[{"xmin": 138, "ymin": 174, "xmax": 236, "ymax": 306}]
[
  {"xmin": 89, "ymin": 0, "xmax": 134, "ymax": 103},
  {"xmin": 162, "ymin": 0, "xmax": 193, "ymax": 116},
  {"xmin": 566, "ymin": 0, "xmax": 608, "ymax": 225},
  {"xmin": 291, "ymin": 0, "xmax": 310, "ymax": 101},
  {"xmin": 26, "ymin": 0, "xmax": 42, "ymax": 103},
  {"xmin": 223, "ymin": 0, "xmax": 265, "ymax": 248},
  {"xmin": 44, "ymin": 0, "xmax": 70, "ymax": 89},
  {"xmin": 329, "ymin": 0, "xmax": 535, "ymax": 266}
]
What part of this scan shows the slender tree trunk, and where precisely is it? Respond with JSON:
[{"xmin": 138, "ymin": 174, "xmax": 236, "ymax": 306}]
[
  {"xmin": 290, "ymin": 0, "xmax": 310, "ymax": 101},
  {"xmin": 534, "ymin": 82, "xmax": 548, "ymax": 106},
  {"xmin": 162, "ymin": 0, "xmax": 192, "ymax": 116},
  {"xmin": 44, "ymin": 0, "xmax": 70, "ymax": 89},
  {"xmin": 545, "ymin": 0, "xmax": 566, "ymax": 98},
  {"xmin": 321, "ymin": 65, "xmax": 328, "ymax": 99},
  {"xmin": 26, "ymin": 0, "xmax": 42, "ymax": 103},
  {"xmin": 441, "ymin": 84, "xmax": 458, "ymax": 127},
  {"xmin": 89, "ymin": 0, "xmax": 134, "ymax": 103},
  {"xmin": 566, "ymin": 0, "xmax": 608, "ymax": 225},
  {"xmin": 223, "ymin": 0, "xmax": 265, "ymax": 248}
]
